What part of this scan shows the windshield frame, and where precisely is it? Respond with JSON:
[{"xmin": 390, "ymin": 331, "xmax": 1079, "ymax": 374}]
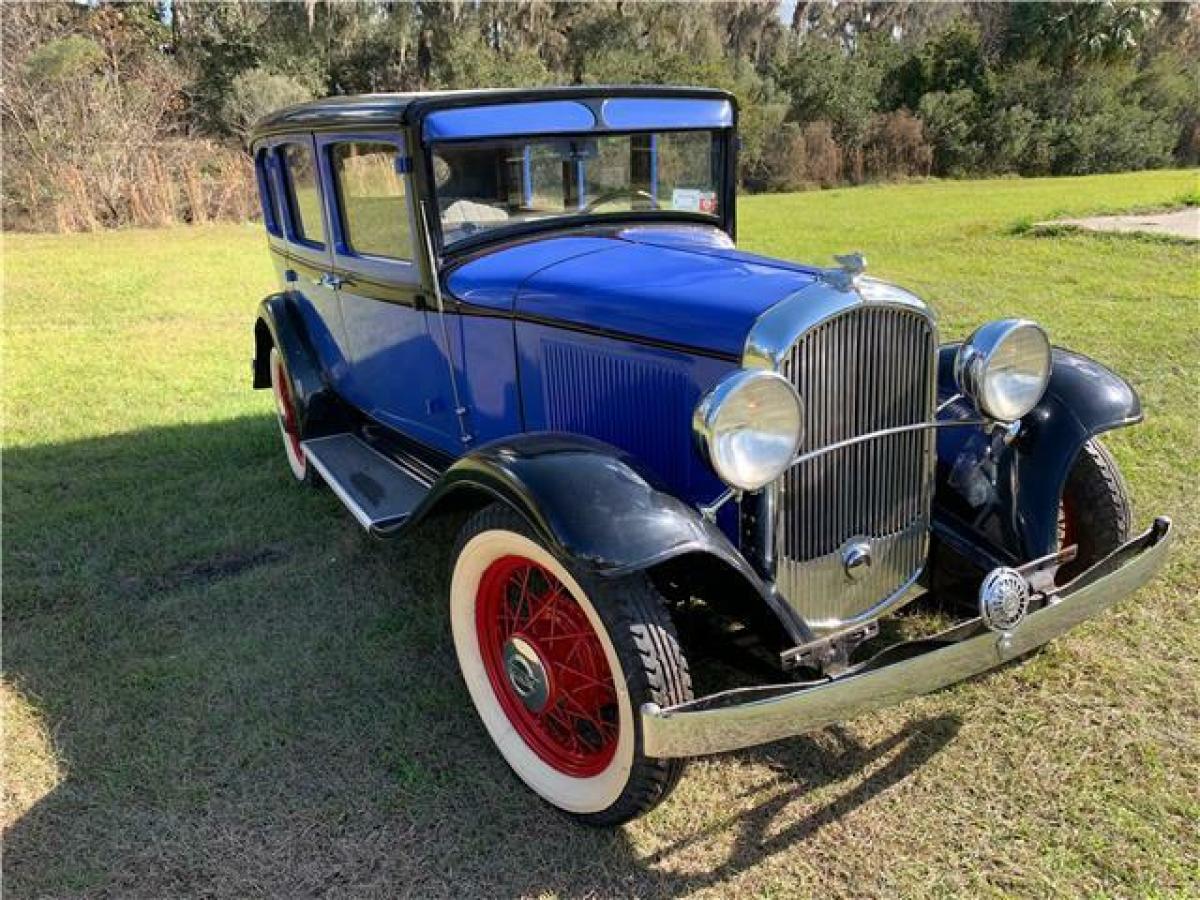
[{"xmin": 418, "ymin": 125, "xmax": 737, "ymax": 258}]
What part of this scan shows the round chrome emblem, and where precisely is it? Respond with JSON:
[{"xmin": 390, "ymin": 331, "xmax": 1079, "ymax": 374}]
[
  {"xmin": 503, "ymin": 636, "xmax": 550, "ymax": 712},
  {"xmin": 978, "ymin": 567, "xmax": 1029, "ymax": 633},
  {"xmin": 841, "ymin": 538, "xmax": 873, "ymax": 582}
]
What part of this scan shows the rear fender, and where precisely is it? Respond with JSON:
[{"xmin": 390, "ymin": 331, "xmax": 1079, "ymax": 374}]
[{"xmin": 254, "ymin": 293, "xmax": 342, "ymax": 435}]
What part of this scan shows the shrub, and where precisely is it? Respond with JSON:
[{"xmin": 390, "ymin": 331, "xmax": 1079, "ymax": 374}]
[
  {"xmin": 863, "ymin": 110, "xmax": 933, "ymax": 180},
  {"xmin": 982, "ymin": 104, "xmax": 1044, "ymax": 174},
  {"xmin": 751, "ymin": 120, "xmax": 844, "ymax": 192},
  {"xmin": 755, "ymin": 123, "xmax": 809, "ymax": 192},
  {"xmin": 1048, "ymin": 66, "xmax": 1176, "ymax": 174},
  {"xmin": 2, "ymin": 18, "xmax": 256, "ymax": 231},
  {"xmin": 1134, "ymin": 50, "xmax": 1200, "ymax": 165},
  {"xmin": 918, "ymin": 89, "xmax": 985, "ymax": 175},
  {"xmin": 23, "ymin": 34, "xmax": 103, "ymax": 82},
  {"xmin": 220, "ymin": 69, "xmax": 313, "ymax": 145},
  {"xmin": 777, "ymin": 37, "xmax": 887, "ymax": 151},
  {"xmin": 987, "ymin": 61, "xmax": 1179, "ymax": 175}
]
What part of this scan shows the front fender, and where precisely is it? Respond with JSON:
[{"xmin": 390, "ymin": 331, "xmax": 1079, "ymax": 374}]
[
  {"xmin": 402, "ymin": 433, "xmax": 808, "ymax": 642},
  {"xmin": 937, "ymin": 344, "xmax": 1142, "ymax": 560},
  {"xmin": 412, "ymin": 433, "xmax": 751, "ymax": 574}
]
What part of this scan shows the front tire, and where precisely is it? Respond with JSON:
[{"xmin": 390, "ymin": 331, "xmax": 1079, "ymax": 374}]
[
  {"xmin": 449, "ymin": 504, "xmax": 692, "ymax": 826},
  {"xmin": 1057, "ymin": 438, "xmax": 1132, "ymax": 583}
]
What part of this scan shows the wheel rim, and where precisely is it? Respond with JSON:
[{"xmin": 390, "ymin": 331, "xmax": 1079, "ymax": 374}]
[
  {"xmin": 1056, "ymin": 494, "xmax": 1080, "ymax": 585},
  {"xmin": 475, "ymin": 554, "xmax": 619, "ymax": 777},
  {"xmin": 1059, "ymin": 494, "xmax": 1078, "ymax": 551},
  {"xmin": 270, "ymin": 352, "xmax": 306, "ymax": 471}
]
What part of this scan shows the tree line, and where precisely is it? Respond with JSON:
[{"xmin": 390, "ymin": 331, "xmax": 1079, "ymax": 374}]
[{"xmin": 2, "ymin": 1, "xmax": 1197, "ymax": 232}]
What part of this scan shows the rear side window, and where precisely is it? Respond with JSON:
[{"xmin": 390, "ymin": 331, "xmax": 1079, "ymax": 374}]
[
  {"xmin": 330, "ymin": 142, "xmax": 412, "ymax": 261},
  {"xmin": 280, "ymin": 142, "xmax": 325, "ymax": 246},
  {"xmin": 254, "ymin": 149, "xmax": 280, "ymax": 236}
]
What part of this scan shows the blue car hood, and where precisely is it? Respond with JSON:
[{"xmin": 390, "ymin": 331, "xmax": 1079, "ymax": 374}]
[{"xmin": 447, "ymin": 226, "xmax": 821, "ymax": 358}]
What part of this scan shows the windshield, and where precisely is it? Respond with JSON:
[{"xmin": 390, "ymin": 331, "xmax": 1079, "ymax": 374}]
[{"xmin": 431, "ymin": 130, "xmax": 724, "ymax": 248}]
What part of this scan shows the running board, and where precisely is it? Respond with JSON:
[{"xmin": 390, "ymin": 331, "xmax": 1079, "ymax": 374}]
[{"xmin": 301, "ymin": 434, "xmax": 431, "ymax": 532}]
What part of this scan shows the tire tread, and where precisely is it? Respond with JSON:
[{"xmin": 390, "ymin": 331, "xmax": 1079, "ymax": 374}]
[{"xmin": 1059, "ymin": 438, "xmax": 1132, "ymax": 580}]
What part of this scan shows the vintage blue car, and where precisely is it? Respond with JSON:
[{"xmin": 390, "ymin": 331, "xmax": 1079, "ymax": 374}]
[{"xmin": 249, "ymin": 86, "xmax": 1172, "ymax": 825}]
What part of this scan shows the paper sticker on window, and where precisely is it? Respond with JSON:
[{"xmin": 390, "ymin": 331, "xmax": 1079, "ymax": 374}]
[{"xmin": 672, "ymin": 188, "xmax": 717, "ymax": 214}]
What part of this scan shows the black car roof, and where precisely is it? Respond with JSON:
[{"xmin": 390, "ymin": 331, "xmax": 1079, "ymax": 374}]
[{"xmin": 249, "ymin": 85, "xmax": 736, "ymax": 142}]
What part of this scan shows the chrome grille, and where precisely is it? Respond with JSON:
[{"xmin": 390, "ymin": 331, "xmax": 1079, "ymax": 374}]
[{"xmin": 776, "ymin": 305, "xmax": 937, "ymax": 632}]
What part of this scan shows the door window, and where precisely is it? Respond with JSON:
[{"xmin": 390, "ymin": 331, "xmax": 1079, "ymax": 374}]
[
  {"xmin": 254, "ymin": 148, "xmax": 281, "ymax": 236},
  {"xmin": 330, "ymin": 142, "xmax": 412, "ymax": 261},
  {"xmin": 280, "ymin": 142, "xmax": 326, "ymax": 247}
]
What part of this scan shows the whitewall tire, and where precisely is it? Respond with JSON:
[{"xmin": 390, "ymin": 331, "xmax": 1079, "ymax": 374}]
[
  {"xmin": 449, "ymin": 504, "xmax": 692, "ymax": 826},
  {"xmin": 269, "ymin": 346, "xmax": 314, "ymax": 484}
]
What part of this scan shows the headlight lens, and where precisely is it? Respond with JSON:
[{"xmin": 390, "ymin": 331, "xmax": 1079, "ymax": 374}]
[
  {"xmin": 694, "ymin": 370, "xmax": 803, "ymax": 491},
  {"xmin": 954, "ymin": 319, "xmax": 1052, "ymax": 421}
]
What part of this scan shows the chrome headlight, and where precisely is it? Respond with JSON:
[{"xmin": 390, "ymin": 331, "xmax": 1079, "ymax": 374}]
[
  {"xmin": 954, "ymin": 319, "xmax": 1051, "ymax": 422},
  {"xmin": 694, "ymin": 370, "xmax": 803, "ymax": 491}
]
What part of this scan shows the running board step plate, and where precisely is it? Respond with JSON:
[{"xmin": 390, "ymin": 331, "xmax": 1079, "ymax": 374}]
[{"xmin": 301, "ymin": 434, "xmax": 430, "ymax": 531}]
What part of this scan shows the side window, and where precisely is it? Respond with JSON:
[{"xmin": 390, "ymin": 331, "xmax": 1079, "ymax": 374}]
[
  {"xmin": 330, "ymin": 142, "xmax": 412, "ymax": 261},
  {"xmin": 254, "ymin": 148, "xmax": 280, "ymax": 236},
  {"xmin": 280, "ymin": 142, "xmax": 325, "ymax": 246}
]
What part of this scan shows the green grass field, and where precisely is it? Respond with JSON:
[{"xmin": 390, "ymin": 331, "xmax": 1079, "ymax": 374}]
[{"xmin": 4, "ymin": 169, "xmax": 1198, "ymax": 898}]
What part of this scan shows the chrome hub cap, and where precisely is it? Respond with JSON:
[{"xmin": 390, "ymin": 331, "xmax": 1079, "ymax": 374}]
[
  {"xmin": 978, "ymin": 567, "xmax": 1030, "ymax": 633},
  {"xmin": 503, "ymin": 636, "xmax": 550, "ymax": 713}
]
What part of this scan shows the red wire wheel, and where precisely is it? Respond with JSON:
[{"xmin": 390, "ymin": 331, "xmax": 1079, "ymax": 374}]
[
  {"xmin": 272, "ymin": 353, "xmax": 304, "ymax": 460},
  {"xmin": 475, "ymin": 554, "xmax": 619, "ymax": 777},
  {"xmin": 1059, "ymin": 494, "xmax": 1078, "ymax": 552},
  {"xmin": 270, "ymin": 348, "xmax": 307, "ymax": 479}
]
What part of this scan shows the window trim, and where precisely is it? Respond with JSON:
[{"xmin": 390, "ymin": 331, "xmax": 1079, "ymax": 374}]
[
  {"xmin": 277, "ymin": 139, "xmax": 328, "ymax": 251},
  {"xmin": 315, "ymin": 131, "xmax": 419, "ymax": 286},
  {"xmin": 254, "ymin": 148, "xmax": 281, "ymax": 236}
]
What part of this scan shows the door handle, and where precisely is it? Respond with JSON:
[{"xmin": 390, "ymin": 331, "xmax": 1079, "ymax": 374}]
[{"xmin": 311, "ymin": 272, "xmax": 344, "ymax": 289}]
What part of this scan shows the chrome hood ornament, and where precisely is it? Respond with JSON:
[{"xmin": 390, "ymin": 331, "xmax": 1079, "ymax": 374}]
[
  {"xmin": 834, "ymin": 251, "xmax": 867, "ymax": 278},
  {"xmin": 821, "ymin": 251, "xmax": 867, "ymax": 291}
]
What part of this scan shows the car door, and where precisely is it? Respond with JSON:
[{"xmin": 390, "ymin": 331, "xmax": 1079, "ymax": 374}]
[
  {"xmin": 316, "ymin": 133, "xmax": 465, "ymax": 456},
  {"xmin": 270, "ymin": 134, "xmax": 355, "ymax": 393}
]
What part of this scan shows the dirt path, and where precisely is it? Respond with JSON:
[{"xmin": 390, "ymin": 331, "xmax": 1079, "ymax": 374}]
[{"xmin": 1050, "ymin": 207, "xmax": 1199, "ymax": 239}]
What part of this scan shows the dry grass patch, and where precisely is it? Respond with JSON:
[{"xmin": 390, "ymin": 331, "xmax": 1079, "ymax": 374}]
[{"xmin": 2, "ymin": 682, "xmax": 63, "ymax": 829}]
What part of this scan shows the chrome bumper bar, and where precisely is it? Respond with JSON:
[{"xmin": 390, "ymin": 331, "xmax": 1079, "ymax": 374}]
[{"xmin": 642, "ymin": 517, "xmax": 1173, "ymax": 759}]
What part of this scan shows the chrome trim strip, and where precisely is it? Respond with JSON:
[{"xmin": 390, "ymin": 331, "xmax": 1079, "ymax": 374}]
[
  {"xmin": 387, "ymin": 450, "xmax": 439, "ymax": 488},
  {"xmin": 786, "ymin": 418, "xmax": 986, "ymax": 468},
  {"xmin": 743, "ymin": 277, "xmax": 931, "ymax": 371},
  {"xmin": 641, "ymin": 517, "xmax": 1173, "ymax": 759}
]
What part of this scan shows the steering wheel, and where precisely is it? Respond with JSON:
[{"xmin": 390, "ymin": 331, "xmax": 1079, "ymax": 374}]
[{"xmin": 582, "ymin": 188, "xmax": 660, "ymax": 213}]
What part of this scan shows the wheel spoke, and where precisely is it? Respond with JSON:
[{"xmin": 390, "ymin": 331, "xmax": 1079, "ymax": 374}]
[
  {"xmin": 550, "ymin": 660, "xmax": 613, "ymax": 692},
  {"xmin": 476, "ymin": 555, "xmax": 619, "ymax": 776}
]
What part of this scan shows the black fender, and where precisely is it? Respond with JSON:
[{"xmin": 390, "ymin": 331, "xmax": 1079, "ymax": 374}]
[
  {"xmin": 401, "ymin": 432, "xmax": 809, "ymax": 644},
  {"xmin": 253, "ymin": 293, "xmax": 343, "ymax": 435},
  {"xmin": 936, "ymin": 344, "xmax": 1142, "ymax": 560}
]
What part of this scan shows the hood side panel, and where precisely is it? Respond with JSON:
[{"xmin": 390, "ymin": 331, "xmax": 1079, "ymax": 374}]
[{"xmin": 516, "ymin": 320, "xmax": 735, "ymax": 516}]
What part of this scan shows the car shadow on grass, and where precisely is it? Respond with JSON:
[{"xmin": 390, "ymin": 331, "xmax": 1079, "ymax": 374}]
[{"xmin": 4, "ymin": 414, "xmax": 961, "ymax": 898}]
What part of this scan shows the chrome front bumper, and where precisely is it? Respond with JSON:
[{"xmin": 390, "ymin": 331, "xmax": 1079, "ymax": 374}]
[{"xmin": 642, "ymin": 517, "xmax": 1173, "ymax": 759}]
